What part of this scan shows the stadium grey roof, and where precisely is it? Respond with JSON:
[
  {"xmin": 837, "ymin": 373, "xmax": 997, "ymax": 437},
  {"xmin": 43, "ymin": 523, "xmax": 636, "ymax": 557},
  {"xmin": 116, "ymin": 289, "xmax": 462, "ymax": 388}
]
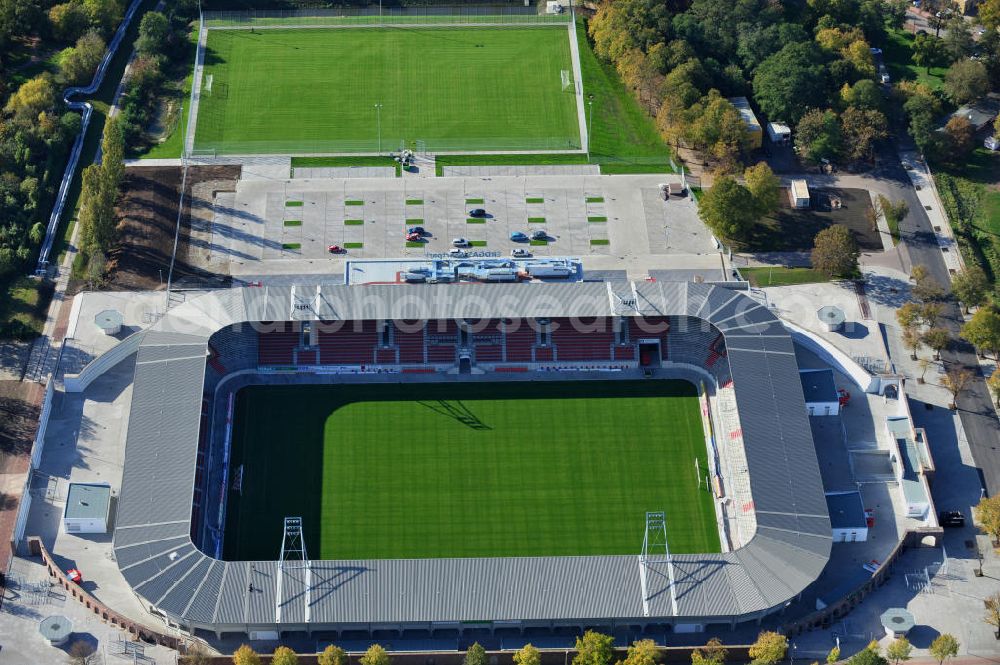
[{"xmin": 113, "ymin": 281, "xmax": 830, "ymax": 630}]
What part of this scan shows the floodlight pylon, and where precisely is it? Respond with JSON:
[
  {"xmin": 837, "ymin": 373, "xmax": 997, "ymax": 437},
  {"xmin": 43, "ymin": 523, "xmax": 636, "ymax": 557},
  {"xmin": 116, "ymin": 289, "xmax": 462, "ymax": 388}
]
[
  {"xmin": 276, "ymin": 517, "xmax": 311, "ymax": 624},
  {"xmin": 638, "ymin": 511, "xmax": 679, "ymax": 617}
]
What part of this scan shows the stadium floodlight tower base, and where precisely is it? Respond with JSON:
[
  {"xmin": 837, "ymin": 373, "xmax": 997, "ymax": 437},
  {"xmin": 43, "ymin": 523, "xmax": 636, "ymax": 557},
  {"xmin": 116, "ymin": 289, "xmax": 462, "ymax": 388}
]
[
  {"xmin": 638, "ymin": 511, "xmax": 678, "ymax": 617},
  {"xmin": 277, "ymin": 517, "xmax": 311, "ymax": 624}
]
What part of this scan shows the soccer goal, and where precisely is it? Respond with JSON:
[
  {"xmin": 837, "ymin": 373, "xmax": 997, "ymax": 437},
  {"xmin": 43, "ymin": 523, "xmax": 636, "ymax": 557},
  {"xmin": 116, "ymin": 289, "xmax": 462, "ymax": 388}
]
[{"xmin": 561, "ymin": 69, "xmax": 573, "ymax": 92}]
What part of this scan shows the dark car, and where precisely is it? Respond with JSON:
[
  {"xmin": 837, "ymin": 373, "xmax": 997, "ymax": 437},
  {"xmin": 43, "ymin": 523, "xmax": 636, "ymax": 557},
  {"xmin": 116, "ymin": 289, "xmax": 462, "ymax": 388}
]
[
  {"xmin": 531, "ymin": 229, "xmax": 547, "ymax": 240},
  {"xmin": 468, "ymin": 208, "xmax": 487, "ymax": 217},
  {"xmin": 939, "ymin": 510, "xmax": 965, "ymax": 528},
  {"xmin": 407, "ymin": 226, "xmax": 426, "ymax": 235}
]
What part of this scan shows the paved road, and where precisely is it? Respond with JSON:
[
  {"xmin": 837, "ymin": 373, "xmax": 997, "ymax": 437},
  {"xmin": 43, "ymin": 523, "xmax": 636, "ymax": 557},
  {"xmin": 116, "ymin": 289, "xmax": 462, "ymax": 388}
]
[{"xmin": 880, "ymin": 142, "xmax": 1000, "ymax": 497}]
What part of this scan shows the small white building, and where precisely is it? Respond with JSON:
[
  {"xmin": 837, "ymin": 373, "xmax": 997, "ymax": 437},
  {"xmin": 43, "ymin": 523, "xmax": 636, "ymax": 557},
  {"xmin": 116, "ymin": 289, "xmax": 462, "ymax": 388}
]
[
  {"xmin": 800, "ymin": 368, "xmax": 840, "ymax": 416},
  {"xmin": 766, "ymin": 122, "xmax": 791, "ymax": 144},
  {"xmin": 789, "ymin": 179, "xmax": 810, "ymax": 209},
  {"xmin": 826, "ymin": 491, "xmax": 869, "ymax": 542},
  {"xmin": 62, "ymin": 482, "xmax": 111, "ymax": 534}
]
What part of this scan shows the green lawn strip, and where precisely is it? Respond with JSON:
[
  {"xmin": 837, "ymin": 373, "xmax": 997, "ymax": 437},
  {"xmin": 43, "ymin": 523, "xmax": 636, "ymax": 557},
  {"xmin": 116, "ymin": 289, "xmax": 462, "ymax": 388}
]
[
  {"xmin": 467, "ymin": 218, "xmax": 486, "ymax": 224},
  {"xmin": 934, "ymin": 168, "xmax": 1000, "ymax": 281},
  {"xmin": 526, "ymin": 197, "xmax": 545, "ymax": 204},
  {"xmin": 344, "ymin": 242, "xmax": 364, "ymax": 249},
  {"xmin": 576, "ymin": 17, "xmax": 673, "ymax": 172},
  {"xmin": 282, "ymin": 242, "xmax": 301, "ymax": 250},
  {"xmin": 285, "ymin": 200, "xmax": 304, "ymax": 207},
  {"xmin": 195, "ymin": 27, "xmax": 578, "ymax": 154},
  {"xmin": 588, "ymin": 216, "xmax": 608, "ymax": 222},
  {"xmin": 740, "ymin": 266, "xmax": 830, "ymax": 287},
  {"xmin": 465, "ymin": 198, "xmax": 485, "ymax": 204},
  {"xmin": 283, "ymin": 220, "xmax": 302, "ymax": 227},
  {"xmin": 883, "ymin": 28, "xmax": 947, "ymax": 92},
  {"xmin": 290, "ymin": 156, "xmax": 401, "ymax": 177},
  {"xmin": 528, "ymin": 217, "xmax": 546, "ymax": 223},
  {"xmin": 0, "ymin": 276, "xmax": 54, "ymax": 339},
  {"xmin": 344, "ymin": 219, "xmax": 365, "ymax": 226},
  {"xmin": 224, "ymin": 380, "xmax": 717, "ymax": 561},
  {"xmin": 345, "ymin": 200, "xmax": 364, "ymax": 206},
  {"xmin": 469, "ymin": 240, "xmax": 488, "ymax": 247},
  {"xmin": 530, "ymin": 239, "xmax": 549, "ymax": 246},
  {"xmin": 590, "ymin": 239, "xmax": 610, "ymax": 246},
  {"xmin": 586, "ymin": 196, "xmax": 605, "ymax": 203},
  {"xmin": 405, "ymin": 241, "xmax": 425, "ymax": 248},
  {"xmin": 406, "ymin": 199, "xmax": 424, "ymax": 205},
  {"xmin": 436, "ymin": 153, "xmax": 588, "ymax": 176},
  {"xmin": 405, "ymin": 218, "xmax": 424, "ymax": 225}
]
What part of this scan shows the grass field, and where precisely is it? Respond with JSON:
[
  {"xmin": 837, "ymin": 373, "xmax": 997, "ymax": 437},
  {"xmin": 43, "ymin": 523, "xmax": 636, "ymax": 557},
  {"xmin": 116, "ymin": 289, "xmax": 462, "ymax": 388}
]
[
  {"xmin": 223, "ymin": 380, "xmax": 719, "ymax": 561},
  {"xmin": 740, "ymin": 266, "xmax": 830, "ymax": 287},
  {"xmin": 195, "ymin": 26, "xmax": 580, "ymax": 154}
]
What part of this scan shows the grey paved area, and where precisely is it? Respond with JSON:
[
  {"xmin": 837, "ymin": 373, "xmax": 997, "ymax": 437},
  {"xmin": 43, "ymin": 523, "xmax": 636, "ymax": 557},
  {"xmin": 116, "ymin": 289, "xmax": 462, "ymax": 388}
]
[
  {"xmin": 293, "ymin": 166, "xmax": 396, "ymax": 179},
  {"xmin": 194, "ymin": 174, "xmax": 717, "ymax": 279},
  {"xmin": 440, "ymin": 164, "xmax": 599, "ymax": 177},
  {"xmin": 0, "ymin": 341, "xmax": 30, "ymax": 381}
]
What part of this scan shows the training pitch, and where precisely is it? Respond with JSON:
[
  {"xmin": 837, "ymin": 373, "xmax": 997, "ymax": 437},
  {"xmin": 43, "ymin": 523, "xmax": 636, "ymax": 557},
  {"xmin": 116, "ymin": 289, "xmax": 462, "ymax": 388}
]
[
  {"xmin": 194, "ymin": 26, "xmax": 581, "ymax": 154},
  {"xmin": 223, "ymin": 380, "xmax": 720, "ymax": 561}
]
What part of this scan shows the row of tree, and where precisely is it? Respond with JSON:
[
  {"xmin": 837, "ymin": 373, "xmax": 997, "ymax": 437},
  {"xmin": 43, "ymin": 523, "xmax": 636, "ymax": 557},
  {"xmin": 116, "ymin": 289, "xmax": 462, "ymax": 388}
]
[{"xmin": 587, "ymin": 0, "xmax": 906, "ymax": 171}]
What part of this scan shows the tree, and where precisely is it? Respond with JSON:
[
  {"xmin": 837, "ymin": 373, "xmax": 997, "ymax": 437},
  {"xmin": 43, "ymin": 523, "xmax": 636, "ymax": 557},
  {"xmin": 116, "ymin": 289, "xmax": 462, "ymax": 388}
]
[
  {"xmin": 886, "ymin": 637, "xmax": 913, "ymax": 665},
  {"xmin": 82, "ymin": 0, "xmax": 123, "ymax": 35},
  {"xmin": 912, "ymin": 265, "xmax": 945, "ymax": 302},
  {"xmin": 57, "ymin": 30, "xmax": 105, "ymax": 85},
  {"xmin": 921, "ymin": 302, "xmax": 944, "ymax": 327},
  {"xmin": 902, "ymin": 326, "xmax": 923, "ymax": 360},
  {"xmin": 919, "ymin": 357, "xmax": 932, "ymax": 384},
  {"xmin": 847, "ymin": 650, "xmax": 887, "ymax": 665},
  {"xmin": 983, "ymin": 0, "xmax": 1000, "ymax": 31},
  {"xmin": 465, "ymin": 643, "xmax": 487, "ymax": 665},
  {"xmin": 840, "ymin": 107, "xmax": 887, "ymax": 162},
  {"xmin": 841, "ymin": 79, "xmax": 883, "ymax": 111},
  {"xmin": 360, "ymin": 645, "xmax": 391, "ymax": 665},
  {"xmin": 811, "ymin": 225, "xmax": 859, "ymax": 278},
  {"xmin": 961, "ymin": 307, "xmax": 1000, "ymax": 359},
  {"xmin": 753, "ymin": 42, "xmax": 830, "ymax": 124},
  {"xmin": 69, "ymin": 639, "xmax": 97, "ymax": 665},
  {"xmin": 78, "ymin": 163, "xmax": 116, "ymax": 257},
  {"xmin": 698, "ymin": 177, "xmax": 758, "ymax": 242},
  {"xmin": 319, "ymin": 645, "xmax": 348, "ymax": 665},
  {"xmin": 514, "ymin": 644, "xmax": 541, "ymax": 665},
  {"xmin": 952, "ymin": 267, "xmax": 990, "ymax": 312},
  {"xmin": 928, "ymin": 634, "xmax": 959, "ymax": 665},
  {"xmin": 826, "ymin": 646, "xmax": 841, "ymax": 665},
  {"xmin": 101, "ymin": 113, "xmax": 124, "ymax": 190},
  {"xmin": 944, "ymin": 59, "xmax": 989, "ymax": 105},
  {"xmin": 48, "ymin": 2, "xmax": 89, "ymax": 41},
  {"xmin": 573, "ymin": 630, "xmax": 615, "ymax": 665},
  {"xmin": 796, "ymin": 109, "xmax": 843, "ymax": 163},
  {"xmin": 975, "ymin": 494, "xmax": 1000, "ymax": 543},
  {"xmin": 272, "ymin": 647, "xmax": 298, "ymax": 665},
  {"xmin": 943, "ymin": 17, "xmax": 975, "ymax": 62},
  {"xmin": 913, "ymin": 33, "xmax": 947, "ymax": 73},
  {"xmin": 923, "ymin": 327, "xmax": 951, "ymax": 360},
  {"xmin": 744, "ymin": 162, "xmax": 780, "ymax": 217},
  {"xmin": 691, "ymin": 638, "xmax": 727, "ymax": 665},
  {"xmin": 943, "ymin": 115, "xmax": 975, "ymax": 163},
  {"xmin": 986, "ymin": 591, "xmax": 1000, "ymax": 638},
  {"xmin": 748, "ymin": 631, "xmax": 787, "ymax": 665},
  {"xmin": 988, "ymin": 371, "xmax": 1000, "ymax": 406},
  {"xmin": 136, "ymin": 10, "xmax": 169, "ymax": 55},
  {"xmin": 4, "ymin": 74, "xmax": 56, "ymax": 121},
  {"xmin": 942, "ymin": 366, "xmax": 973, "ymax": 409},
  {"xmin": 233, "ymin": 645, "xmax": 261, "ymax": 665},
  {"xmin": 181, "ymin": 643, "xmax": 211, "ymax": 665},
  {"xmin": 621, "ymin": 639, "xmax": 658, "ymax": 665},
  {"xmin": 896, "ymin": 302, "xmax": 923, "ymax": 330}
]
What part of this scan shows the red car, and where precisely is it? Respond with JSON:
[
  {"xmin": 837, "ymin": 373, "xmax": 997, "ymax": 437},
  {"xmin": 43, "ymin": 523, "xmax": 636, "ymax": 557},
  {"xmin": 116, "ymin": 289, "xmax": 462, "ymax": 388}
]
[
  {"xmin": 406, "ymin": 232, "xmax": 422, "ymax": 242},
  {"xmin": 327, "ymin": 245, "xmax": 345, "ymax": 254}
]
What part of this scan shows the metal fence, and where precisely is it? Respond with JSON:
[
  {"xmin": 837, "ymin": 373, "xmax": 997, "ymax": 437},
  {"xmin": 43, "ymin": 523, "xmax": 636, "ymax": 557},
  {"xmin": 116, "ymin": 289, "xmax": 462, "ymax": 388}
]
[{"xmin": 203, "ymin": 5, "xmax": 570, "ymax": 28}]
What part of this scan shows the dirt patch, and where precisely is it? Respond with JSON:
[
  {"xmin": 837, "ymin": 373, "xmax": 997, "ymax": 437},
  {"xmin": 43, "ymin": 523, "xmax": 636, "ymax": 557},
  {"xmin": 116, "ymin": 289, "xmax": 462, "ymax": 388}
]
[
  {"xmin": 742, "ymin": 187, "xmax": 879, "ymax": 252},
  {"xmin": 109, "ymin": 165, "xmax": 241, "ymax": 290}
]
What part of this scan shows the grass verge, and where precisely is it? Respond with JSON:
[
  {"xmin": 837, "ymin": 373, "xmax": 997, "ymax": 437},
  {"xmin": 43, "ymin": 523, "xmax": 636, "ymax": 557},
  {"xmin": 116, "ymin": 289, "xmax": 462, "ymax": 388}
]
[
  {"xmin": 740, "ymin": 266, "xmax": 830, "ymax": 287},
  {"xmin": 291, "ymin": 156, "xmax": 401, "ymax": 176}
]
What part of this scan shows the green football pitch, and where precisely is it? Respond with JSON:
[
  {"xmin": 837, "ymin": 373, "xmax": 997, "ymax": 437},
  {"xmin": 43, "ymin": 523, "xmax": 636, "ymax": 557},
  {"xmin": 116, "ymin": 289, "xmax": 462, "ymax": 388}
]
[
  {"xmin": 223, "ymin": 380, "xmax": 720, "ymax": 561},
  {"xmin": 194, "ymin": 26, "xmax": 581, "ymax": 154}
]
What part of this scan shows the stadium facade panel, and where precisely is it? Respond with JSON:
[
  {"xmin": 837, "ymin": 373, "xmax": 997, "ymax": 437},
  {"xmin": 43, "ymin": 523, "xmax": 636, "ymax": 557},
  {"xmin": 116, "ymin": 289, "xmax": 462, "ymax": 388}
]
[{"xmin": 113, "ymin": 281, "xmax": 830, "ymax": 635}]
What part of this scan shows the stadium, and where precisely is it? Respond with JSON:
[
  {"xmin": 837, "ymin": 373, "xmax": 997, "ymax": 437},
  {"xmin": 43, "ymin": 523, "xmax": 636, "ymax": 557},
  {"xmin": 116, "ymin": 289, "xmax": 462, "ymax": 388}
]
[{"xmin": 112, "ymin": 280, "xmax": 831, "ymax": 639}]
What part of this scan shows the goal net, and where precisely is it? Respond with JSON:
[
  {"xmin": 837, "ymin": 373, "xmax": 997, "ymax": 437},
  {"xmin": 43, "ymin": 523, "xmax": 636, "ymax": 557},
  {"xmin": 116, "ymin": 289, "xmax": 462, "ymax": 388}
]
[
  {"xmin": 231, "ymin": 464, "xmax": 244, "ymax": 495},
  {"xmin": 561, "ymin": 69, "xmax": 572, "ymax": 92}
]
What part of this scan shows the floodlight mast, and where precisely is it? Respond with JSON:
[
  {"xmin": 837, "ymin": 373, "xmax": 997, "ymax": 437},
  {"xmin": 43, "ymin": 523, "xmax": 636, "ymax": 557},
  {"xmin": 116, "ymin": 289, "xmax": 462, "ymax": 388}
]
[
  {"xmin": 276, "ymin": 517, "xmax": 311, "ymax": 624},
  {"xmin": 638, "ymin": 511, "xmax": 678, "ymax": 617}
]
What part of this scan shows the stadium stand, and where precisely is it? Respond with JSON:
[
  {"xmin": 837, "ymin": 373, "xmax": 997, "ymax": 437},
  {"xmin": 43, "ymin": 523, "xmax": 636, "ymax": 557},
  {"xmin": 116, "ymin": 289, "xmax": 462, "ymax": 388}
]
[
  {"xmin": 318, "ymin": 320, "xmax": 378, "ymax": 364},
  {"xmin": 395, "ymin": 322, "xmax": 427, "ymax": 364},
  {"xmin": 503, "ymin": 321, "xmax": 536, "ymax": 362},
  {"xmin": 550, "ymin": 317, "xmax": 615, "ymax": 361},
  {"xmin": 258, "ymin": 325, "xmax": 300, "ymax": 365}
]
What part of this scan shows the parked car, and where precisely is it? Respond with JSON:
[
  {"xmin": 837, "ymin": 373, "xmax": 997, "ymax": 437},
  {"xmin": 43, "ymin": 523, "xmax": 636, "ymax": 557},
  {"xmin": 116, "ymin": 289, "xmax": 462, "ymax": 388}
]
[
  {"xmin": 862, "ymin": 559, "xmax": 880, "ymax": 574},
  {"xmin": 448, "ymin": 248, "xmax": 467, "ymax": 257},
  {"xmin": 327, "ymin": 244, "xmax": 344, "ymax": 253},
  {"xmin": 511, "ymin": 248, "xmax": 531, "ymax": 258},
  {"xmin": 509, "ymin": 231, "xmax": 528, "ymax": 242},
  {"xmin": 531, "ymin": 229, "xmax": 547, "ymax": 240},
  {"xmin": 407, "ymin": 226, "xmax": 426, "ymax": 235},
  {"xmin": 939, "ymin": 510, "xmax": 965, "ymax": 527},
  {"xmin": 452, "ymin": 237, "xmax": 469, "ymax": 247},
  {"xmin": 468, "ymin": 208, "xmax": 487, "ymax": 217},
  {"xmin": 870, "ymin": 47, "xmax": 882, "ymax": 55},
  {"xmin": 405, "ymin": 232, "xmax": 422, "ymax": 241}
]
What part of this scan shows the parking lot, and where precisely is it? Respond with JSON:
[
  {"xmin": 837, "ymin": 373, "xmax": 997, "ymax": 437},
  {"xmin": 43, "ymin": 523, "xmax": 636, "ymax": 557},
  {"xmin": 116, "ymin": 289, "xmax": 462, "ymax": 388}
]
[{"xmin": 200, "ymin": 175, "xmax": 715, "ymax": 277}]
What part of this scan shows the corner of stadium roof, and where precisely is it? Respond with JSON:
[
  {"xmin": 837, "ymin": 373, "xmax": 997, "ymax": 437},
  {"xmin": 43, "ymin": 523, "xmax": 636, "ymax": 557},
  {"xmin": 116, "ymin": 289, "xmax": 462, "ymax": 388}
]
[{"xmin": 113, "ymin": 281, "xmax": 830, "ymax": 636}]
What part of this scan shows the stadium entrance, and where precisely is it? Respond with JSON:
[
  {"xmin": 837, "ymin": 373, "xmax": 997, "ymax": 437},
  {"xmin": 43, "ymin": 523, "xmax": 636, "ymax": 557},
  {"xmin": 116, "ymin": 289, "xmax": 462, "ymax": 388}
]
[{"xmin": 638, "ymin": 341, "xmax": 662, "ymax": 368}]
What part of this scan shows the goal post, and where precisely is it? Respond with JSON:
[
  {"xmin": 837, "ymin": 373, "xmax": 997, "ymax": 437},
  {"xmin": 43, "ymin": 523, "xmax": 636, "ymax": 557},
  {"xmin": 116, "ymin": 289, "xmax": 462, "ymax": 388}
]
[{"xmin": 560, "ymin": 69, "xmax": 572, "ymax": 92}]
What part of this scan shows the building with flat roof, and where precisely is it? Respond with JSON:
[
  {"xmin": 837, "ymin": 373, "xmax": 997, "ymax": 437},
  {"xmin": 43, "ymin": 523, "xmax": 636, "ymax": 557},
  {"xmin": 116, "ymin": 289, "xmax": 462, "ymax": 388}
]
[
  {"xmin": 825, "ymin": 491, "xmax": 868, "ymax": 543},
  {"xmin": 63, "ymin": 483, "xmax": 111, "ymax": 534},
  {"xmin": 729, "ymin": 97, "xmax": 762, "ymax": 150},
  {"xmin": 800, "ymin": 368, "xmax": 840, "ymax": 416}
]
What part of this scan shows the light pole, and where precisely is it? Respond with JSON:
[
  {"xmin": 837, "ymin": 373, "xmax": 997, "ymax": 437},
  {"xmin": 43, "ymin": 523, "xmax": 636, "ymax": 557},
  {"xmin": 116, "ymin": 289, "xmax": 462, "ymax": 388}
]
[
  {"xmin": 587, "ymin": 93, "xmax": 594, "ymax": 162},
  {"xmin": 374, "ymin": 103, "xmax": 382, "ymax": 155}
]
